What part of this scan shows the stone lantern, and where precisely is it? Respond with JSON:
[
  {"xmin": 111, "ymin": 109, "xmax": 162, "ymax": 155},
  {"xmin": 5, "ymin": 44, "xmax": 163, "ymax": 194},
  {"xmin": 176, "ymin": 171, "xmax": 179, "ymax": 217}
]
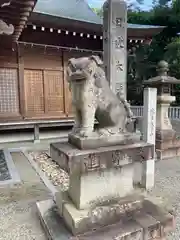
[{"xmin": 144, "ymin": 60, "xmax": 180, "ymax": 160}]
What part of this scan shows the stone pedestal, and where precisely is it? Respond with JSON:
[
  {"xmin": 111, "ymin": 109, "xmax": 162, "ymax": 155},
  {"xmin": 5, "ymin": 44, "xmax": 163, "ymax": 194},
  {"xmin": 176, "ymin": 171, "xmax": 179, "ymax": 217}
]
[
  {"xmin": 156, "ymin": 95, "xmax": 180, "ymax": 160},
  {"xmin": 36, "ymin": 141, "xmax": 175, "ymax": 239},
  {"xmin": 156, "ymin": 129, "xmax": 180, "ymax": 159},
  {"xmin": 50, "ymin": 142, "xmax": 153, "ymax": 211},
  {"xmin": 37, "ymin": 141, "xmax": 173, "ymax": 239}
]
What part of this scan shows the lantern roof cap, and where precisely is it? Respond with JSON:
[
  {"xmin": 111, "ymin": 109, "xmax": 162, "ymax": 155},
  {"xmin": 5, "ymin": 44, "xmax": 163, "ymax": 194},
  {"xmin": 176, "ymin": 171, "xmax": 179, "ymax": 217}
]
[
  {"xmin": 144, "ymin": 61, "xmax": 180, "ymax": 85},
  {"xmin": 144, "ymin": 76, "xmax": 180, "ymax": 85}
]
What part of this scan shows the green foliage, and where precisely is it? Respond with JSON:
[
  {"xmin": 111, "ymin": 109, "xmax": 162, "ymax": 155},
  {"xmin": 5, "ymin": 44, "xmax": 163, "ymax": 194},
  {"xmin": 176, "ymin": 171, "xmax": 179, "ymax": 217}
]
[
  {"xmin": 127, "ymin": 0, "xmax": 180, "ymax": 105},
  {"xmin": 91, "ymin": 7, "xmax": 103, "ymax": 18},
  {"xmin": 127, "ymin": 43, "xmax": 158, "ymax": 104},
  {"xmin": 91, "ymin": 0, "xmax": 180, "ymax": 105},
  {"xmin": 165, "ymin": 37, "xmax": 180, "ymax": 77},
  {"xmin": 165, "ymin": 38, "xmax": 180, "ymax": 104}
]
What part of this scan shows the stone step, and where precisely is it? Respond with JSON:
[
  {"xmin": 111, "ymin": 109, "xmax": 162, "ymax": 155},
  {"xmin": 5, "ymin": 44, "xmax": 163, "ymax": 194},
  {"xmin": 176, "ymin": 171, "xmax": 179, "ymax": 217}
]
[
  {"xmin": 36, "ymin": 198, "xmax": 175, "ymax": 240},
  {"xmin": 55, "ymin": 192, "xmax": 145, "ymax": 235}
]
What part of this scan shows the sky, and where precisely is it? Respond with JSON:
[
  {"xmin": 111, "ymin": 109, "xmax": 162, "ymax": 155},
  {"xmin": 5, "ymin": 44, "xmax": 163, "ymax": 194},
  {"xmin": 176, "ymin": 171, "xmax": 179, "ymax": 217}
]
[{"xmin": 87, "ymin": 0, "xmax": 153, "ymax": 10}]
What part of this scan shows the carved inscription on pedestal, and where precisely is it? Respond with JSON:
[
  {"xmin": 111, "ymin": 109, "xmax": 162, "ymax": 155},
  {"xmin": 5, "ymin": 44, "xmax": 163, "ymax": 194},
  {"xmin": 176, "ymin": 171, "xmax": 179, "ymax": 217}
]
[
  {"xmin": 112, "ymin": 150, "xmax": 132, "ymax": 167},
  {"xmin": 83, "ymin": 154, "xmax": 101, "ymax": 172}
]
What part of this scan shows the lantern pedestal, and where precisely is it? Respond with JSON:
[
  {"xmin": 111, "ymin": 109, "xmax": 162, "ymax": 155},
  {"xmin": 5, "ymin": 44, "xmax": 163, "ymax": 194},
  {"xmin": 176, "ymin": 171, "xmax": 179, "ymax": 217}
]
[{"xmin": 156, "ymin": 129, "xmax": 180, "ymax": 160}]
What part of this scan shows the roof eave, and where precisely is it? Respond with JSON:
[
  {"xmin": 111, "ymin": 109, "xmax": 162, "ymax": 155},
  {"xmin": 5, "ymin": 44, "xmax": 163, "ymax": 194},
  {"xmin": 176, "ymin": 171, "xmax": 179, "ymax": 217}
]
[
  {"xmin": 28, "ymin": 12, "xmax": 165, "ymax": 37},
  {"xmin": 0, "ymin": 0, "xmax": 38, "ymax": 45}
]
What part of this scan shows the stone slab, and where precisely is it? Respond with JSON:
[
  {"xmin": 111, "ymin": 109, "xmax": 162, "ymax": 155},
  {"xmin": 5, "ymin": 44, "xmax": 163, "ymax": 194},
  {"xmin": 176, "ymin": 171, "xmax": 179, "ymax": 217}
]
[
  {"xmin": 0, "ymin": 150, "xmax": 21, "ymax": 186},
  {"xmin": 55, "ymin": 191, "xmax": 144, "ymax": 235},
  {"xmin": 36, "ymin": 199, "xmax": 72, "ymax": 240},
  {"xmin": 50, "ymin": 141, "xmax": 154, "ymax": 174},
  {"xmin": 36, "ymin": 198, "xmax": 175, "ymax": 240},
  {"xmin": 68, "ymin": 132, "xmax": 141, "ymax": 150},
  {"xmin": 0, "ymin": 150, "xmax": 11, "ymax": 181}
]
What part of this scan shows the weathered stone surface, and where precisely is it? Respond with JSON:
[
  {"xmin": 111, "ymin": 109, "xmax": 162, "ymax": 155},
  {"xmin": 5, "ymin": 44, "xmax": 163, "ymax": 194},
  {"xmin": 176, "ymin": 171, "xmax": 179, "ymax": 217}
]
[
  {"xmin": 51, "ymin": 142, "xmax": 154, "ymax": 174},
  {"xmin": 56, "ymin": 192, "xmax": 144, "ymax": 235},
  {"xmin": 51, "ymin": 141, "xmax": 154, "ymax": 209},
  {"xmin": 142, "ymin": 199, "xmax": 175, "ymax": 236},
  {"xmin": 156, "ymin": 129, "xmax": 176, "ymax": 141},
  {"xmin": 37, "ymin": 198, "xmax": 175, "ymax": 239},
  {"xmin": 68, "ymin": 131, "xmax": 141, "ymax": 150},
  {"xmin": 67, "ymin": 55, "xmax": 134, "ymax": 143}
]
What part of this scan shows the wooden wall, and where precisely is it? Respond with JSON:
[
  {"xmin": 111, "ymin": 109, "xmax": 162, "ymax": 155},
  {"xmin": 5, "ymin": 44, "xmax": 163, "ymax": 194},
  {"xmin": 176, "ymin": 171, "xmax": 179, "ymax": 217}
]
[
  {"xmin": 0, "ymin": 48, "xmax": 20, "ymax": 120},
  {"xmin": 0, "ymin": 44, "xmax": 88, "ymax": 121}
]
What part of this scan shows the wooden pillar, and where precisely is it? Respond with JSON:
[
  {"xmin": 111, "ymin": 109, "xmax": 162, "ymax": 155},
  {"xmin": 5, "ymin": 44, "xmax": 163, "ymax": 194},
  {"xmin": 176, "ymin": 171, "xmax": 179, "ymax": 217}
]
[
  {"xmin": 17, "ymin": 43, "xmax": 25, "ymax": 118},
  {"xmin": 62, "ymin": 51, "xmax": 71, "ymax": 117},
  {"xmin": 34, "ymin": 124, "xmax": 40, "ymax": 143}
]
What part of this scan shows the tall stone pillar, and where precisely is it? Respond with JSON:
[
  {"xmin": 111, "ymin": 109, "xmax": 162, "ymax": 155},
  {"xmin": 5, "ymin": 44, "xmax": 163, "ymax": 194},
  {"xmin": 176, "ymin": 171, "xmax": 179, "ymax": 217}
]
[{"xmin": 103, "ymin": 0, "xmax": 127, "ymax": 98}]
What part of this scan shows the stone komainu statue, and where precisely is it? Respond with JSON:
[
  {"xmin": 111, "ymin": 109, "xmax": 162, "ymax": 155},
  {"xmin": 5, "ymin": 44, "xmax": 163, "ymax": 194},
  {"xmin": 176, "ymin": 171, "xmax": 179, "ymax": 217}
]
[{"xmin": 67, "ymin": 55, "xmax": 133, "ymax": 137}]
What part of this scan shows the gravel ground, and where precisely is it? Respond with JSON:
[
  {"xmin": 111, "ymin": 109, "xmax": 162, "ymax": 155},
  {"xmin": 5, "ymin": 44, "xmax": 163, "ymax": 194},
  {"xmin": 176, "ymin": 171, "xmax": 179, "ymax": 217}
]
[
  {"xmin": 0, "ymin": 152, "xmax": 50, "ymax": 240},
  {"xmin": 29, "ymin": 151, "xmax": 69, "ymax": 191},
  {"xmin": 0, "ymin": 200, "xmax": 46, "ymax": 240},
  {"xmin": 150, "ymin": 157, "xmax": 180, "ymax": 240}
]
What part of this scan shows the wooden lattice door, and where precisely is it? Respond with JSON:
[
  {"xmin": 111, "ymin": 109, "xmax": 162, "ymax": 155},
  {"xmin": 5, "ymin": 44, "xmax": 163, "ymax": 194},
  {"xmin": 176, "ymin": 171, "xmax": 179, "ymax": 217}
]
[
  {"xmin": 24, "ymin": 70, "xmax": 44, "ymax": 117},
  {"xmin": 44, "ymin": 70, "xmax": 64, "ymax": 115},
  {"xmin": 24, "ymin": 69, "xmax": 65, "ymax": 118},
  {"xmin": 0, "ymin": 68, "xmax": 20, "ymax": 118}
]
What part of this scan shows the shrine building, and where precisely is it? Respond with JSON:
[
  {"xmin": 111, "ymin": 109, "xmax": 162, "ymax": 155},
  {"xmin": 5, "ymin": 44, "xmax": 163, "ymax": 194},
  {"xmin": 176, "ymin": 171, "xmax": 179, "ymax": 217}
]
[{"xmin": 0, "ymin": 0, "xmax": 164, "ymax": 141}]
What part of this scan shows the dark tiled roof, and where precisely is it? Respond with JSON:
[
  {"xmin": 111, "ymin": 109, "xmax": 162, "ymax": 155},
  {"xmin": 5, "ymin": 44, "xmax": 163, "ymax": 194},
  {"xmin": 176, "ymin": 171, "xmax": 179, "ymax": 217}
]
[
  {"xmin": 34, "ymin": 0, "xmax": 102, "ymax": 24},
  {"xmin": 34, "ymin": 0, "xmax": 164, "ymax": 29}
]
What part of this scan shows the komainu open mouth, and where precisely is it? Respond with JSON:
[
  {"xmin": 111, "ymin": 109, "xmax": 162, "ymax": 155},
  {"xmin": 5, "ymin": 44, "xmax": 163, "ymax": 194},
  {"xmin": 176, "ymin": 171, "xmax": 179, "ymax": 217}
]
[{"xmin": 67, "ymin": 60, "xmax": 87, "ymax": 81}]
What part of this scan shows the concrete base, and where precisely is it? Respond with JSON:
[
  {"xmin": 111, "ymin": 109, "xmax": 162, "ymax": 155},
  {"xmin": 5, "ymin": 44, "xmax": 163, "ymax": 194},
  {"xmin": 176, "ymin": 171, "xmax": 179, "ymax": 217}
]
[
  {"xmin": 36, "ymin": 198, "xmax": 175, "ymax": 240},
  {"xmin": 68, "ymin": 131, "xmax": 141, "ymax": 150}
]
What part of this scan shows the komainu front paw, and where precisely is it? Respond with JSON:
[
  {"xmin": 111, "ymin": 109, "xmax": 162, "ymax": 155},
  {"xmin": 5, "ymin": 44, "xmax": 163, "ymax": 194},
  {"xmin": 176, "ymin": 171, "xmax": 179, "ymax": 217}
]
[
  {"xmin": 72, "ymin": 126, "xmax": 80, "ymax": 134},
  {"xmin": 79, "ymin": 128, "xmax": 93, "ymax": 137}
]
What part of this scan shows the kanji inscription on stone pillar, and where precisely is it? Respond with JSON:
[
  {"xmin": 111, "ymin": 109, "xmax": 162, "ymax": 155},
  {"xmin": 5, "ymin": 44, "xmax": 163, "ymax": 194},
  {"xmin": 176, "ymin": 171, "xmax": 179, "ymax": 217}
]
[{"xmin": 103, "ymin": 0, "xmax": 127, "ymax": 98}]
